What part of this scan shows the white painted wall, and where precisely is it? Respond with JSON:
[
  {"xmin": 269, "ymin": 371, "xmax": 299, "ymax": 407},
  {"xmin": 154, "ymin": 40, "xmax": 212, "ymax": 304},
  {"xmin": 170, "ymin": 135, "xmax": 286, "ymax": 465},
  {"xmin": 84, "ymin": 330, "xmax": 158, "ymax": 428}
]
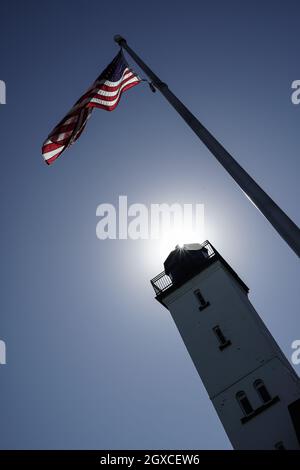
[
  {"xmin": 162, "ymin": 260, "xmax": 300, "ymax": 449},
  {"xmin": 214, "ymin": 358, "xmax": 300, "ymax": 449}
]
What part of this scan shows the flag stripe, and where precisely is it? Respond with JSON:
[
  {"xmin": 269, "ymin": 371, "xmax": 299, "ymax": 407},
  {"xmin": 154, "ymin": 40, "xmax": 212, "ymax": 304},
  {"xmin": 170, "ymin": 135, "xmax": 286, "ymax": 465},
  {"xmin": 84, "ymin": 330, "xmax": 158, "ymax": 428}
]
[
  {"xmin": 89, "ymin": 77, "xmax": 139, "ymax": 107},
  {"xmin": 96, "ymin": 75, "xmax": 136, "ymax": 96},
  {"xmin": 88, "ymin": 82, "xmax": 140, "ymax": 111},
  {"xmin": 42, "ymin": 51, "xmax": 140, "ymax": 165}
]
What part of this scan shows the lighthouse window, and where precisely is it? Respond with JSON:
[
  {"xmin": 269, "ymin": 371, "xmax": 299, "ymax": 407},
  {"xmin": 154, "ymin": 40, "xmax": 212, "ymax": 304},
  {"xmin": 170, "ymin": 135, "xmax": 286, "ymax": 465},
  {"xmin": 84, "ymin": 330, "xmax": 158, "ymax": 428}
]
[
  {"xmin": 213, "ymin": 326, "xmax": 231, "ymax": 350},
  {"xmin": 194, "ymin": 289, "xmax": 210, "ymax": 311},
  {"xmin": 253, "ymin": 379, "xmax": 272, "ymax": 403},
  {"xmin": 236, "ymin": 391, "xmax": 253, "ymax": 416},
  {"xmin": 274, "ymin": 441, "xmax": 285, "ymax": 450}
]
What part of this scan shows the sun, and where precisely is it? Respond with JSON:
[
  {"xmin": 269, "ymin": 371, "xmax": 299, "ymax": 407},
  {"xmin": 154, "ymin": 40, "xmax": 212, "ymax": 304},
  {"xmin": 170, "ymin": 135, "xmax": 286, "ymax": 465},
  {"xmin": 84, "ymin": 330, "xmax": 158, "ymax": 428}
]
[{"xmin": 157, "ymin": 225, "xmax": 204, "ymax": 260}]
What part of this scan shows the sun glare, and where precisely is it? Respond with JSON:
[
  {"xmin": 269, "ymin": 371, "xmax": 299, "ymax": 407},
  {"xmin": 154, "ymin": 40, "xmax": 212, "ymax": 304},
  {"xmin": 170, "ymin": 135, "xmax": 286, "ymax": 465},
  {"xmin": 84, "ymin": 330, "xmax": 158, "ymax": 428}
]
[{"xmin": 157, "ymin": 225, "xmax": 204, "ymax": 260}]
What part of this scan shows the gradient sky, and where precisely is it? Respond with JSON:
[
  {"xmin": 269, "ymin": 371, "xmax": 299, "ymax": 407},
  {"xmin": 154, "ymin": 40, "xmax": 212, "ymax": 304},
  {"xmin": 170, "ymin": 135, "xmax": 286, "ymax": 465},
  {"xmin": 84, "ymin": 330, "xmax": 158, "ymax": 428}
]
[{"xmin": 0, "ymin": 0, "xmax": 299, "ymax": 449}]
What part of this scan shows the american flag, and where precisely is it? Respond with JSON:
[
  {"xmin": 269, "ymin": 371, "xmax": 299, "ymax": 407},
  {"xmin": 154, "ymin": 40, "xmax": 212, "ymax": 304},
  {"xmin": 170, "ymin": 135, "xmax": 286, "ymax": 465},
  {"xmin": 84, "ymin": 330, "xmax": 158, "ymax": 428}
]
[{"xmin": 42, "ymin": 50, "xmax": 140, "ymax": 165}]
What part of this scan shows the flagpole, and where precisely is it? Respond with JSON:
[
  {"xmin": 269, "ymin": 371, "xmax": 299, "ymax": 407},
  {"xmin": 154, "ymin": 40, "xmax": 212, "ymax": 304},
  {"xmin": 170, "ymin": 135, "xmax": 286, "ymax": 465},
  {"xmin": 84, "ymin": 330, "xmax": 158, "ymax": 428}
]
[{"xmin": 114, "ymin": 35, "xmax": 300, "ymax": 258}]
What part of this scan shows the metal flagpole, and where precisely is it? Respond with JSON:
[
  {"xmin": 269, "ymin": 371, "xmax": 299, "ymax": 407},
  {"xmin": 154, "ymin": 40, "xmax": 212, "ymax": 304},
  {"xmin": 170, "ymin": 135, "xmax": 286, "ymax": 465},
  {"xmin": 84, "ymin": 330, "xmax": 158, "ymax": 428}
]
[{"xmin": 114, "ymin": 35, "xmax": 300, "ymax": 258}]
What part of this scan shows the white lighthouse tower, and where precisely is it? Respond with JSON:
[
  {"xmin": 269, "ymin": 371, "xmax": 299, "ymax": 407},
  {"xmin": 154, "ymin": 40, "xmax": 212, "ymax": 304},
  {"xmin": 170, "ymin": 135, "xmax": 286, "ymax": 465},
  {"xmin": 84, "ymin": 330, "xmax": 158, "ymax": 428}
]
[{"xmin": 150, "ymin": 241, "xmax": 300, "ymax": 449}]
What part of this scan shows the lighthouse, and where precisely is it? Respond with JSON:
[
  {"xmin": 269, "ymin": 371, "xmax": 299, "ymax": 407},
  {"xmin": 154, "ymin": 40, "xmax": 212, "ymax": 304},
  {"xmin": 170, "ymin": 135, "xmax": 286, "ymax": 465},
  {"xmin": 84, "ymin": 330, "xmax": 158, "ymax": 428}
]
[{"xmin": 150, "ymin": 241, "xmax": 300, "ymax": 449}]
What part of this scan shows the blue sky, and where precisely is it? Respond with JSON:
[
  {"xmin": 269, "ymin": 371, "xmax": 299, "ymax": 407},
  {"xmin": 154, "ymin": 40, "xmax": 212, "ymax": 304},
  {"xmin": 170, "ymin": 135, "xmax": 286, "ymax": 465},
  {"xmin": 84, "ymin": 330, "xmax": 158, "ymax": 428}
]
[{"xmin": 0, "ymin": 0, "xmax": 299, "ymax": 449}]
